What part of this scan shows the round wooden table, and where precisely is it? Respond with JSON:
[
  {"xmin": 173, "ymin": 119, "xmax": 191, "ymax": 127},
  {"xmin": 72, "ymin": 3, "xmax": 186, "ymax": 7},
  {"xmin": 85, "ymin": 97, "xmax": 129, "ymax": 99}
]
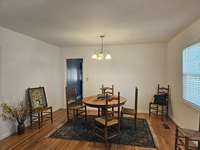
[
  {"xmin": 82, "ymin": 96, "xmax": 127, "ymax": 108},
  {"xmin": 83, "ymin": 96, "xmax": 127, "ymax": 116}
]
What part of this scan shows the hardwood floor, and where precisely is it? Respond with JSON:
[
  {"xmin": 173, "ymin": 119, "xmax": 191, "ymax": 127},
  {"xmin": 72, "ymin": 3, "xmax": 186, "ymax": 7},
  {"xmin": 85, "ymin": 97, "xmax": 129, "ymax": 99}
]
[{"xmin": 0, "ymin": 109, "xmax": 176, "ymax": 150}]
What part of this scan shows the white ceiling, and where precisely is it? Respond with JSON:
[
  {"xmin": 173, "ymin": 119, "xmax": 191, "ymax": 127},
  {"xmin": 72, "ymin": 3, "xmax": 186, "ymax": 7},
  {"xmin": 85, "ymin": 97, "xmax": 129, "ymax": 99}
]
[{"xmin": 0, "ymin": 0, "xmax": 200, "ymax": 47}]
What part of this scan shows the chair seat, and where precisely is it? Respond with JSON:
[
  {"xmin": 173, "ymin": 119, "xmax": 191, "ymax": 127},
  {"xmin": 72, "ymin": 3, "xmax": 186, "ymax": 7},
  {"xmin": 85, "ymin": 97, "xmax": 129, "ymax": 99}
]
[
  {"xmin": 150, "ymin": 102, "xmax": 167, "ymax": 106},
  {"xmin": 178, "ymin": 128, "xmax": 200, "ymax": 141},
  {"xmin": 95, "ymin": 117, "xmax": 118, "ymax": 126},
  {"xmin": 68, "ymin": 99, "xmax": 76, "ymax": 104},
  {"xmin": 150, "ymin": 102, "xmax": 159, "ymax": 105},
  {"xmin": 122, "ymin": 107, "xmax": 135, "ymax": 115},
  {"xmin": 68, "ymin": 104, "xmax": 85, "ymax": 110},
  {"xmin": 32, "ymin": 106, "xmax": 52, "ymax": 113}
]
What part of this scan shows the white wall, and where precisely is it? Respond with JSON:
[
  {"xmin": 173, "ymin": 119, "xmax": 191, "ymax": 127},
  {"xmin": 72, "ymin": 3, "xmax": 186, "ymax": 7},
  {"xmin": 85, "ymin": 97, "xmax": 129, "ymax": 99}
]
[
  {"xmin": 2, "ymin": 15, "xmax": 199, "ymax": 141},
  {"xmin": 0, "ymin": 26, "xmax": 64, "ymax": 140},
  {"xmin": 167, "ymin": 19, "xmax": 200, "ymax": 129},
  {"xmin": 62, "ymin": 43, "xmax": 167, "ymax": 113}
]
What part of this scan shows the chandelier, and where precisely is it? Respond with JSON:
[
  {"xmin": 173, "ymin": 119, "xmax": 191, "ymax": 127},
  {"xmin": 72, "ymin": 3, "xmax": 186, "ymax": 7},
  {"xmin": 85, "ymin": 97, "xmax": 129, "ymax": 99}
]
[{"xmin": 91, "ymin": 35, "xmax": 112, "ymax": 60}]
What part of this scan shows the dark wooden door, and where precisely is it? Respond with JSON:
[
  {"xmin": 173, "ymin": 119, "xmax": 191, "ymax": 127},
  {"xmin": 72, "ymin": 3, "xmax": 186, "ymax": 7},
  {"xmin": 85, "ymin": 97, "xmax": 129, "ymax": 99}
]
[{"xmin": 66, "ymin": 59, "xmax": 83, "ymax": 100}]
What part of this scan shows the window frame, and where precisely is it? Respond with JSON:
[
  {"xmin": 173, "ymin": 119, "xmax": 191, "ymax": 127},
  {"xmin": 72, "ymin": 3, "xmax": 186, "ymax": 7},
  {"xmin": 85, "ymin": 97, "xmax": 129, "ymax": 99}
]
[{"xmin": 182, "ymin": 41, "xmax": 200, "ymax": 110}]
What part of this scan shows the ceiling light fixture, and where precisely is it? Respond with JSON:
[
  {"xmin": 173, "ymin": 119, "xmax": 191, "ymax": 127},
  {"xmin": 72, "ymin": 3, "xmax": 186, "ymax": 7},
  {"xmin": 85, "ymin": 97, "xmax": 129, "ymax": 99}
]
[{"xmin": 91, "ymin": 35, "xmax": 112, "ymax": 60}]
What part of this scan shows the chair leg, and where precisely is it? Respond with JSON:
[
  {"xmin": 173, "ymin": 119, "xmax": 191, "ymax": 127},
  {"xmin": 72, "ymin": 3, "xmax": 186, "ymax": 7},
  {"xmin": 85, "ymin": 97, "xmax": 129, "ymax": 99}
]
[
  {"xmin": 41, "ymin": 111, "xmax": 43, "ymax": 123},
  {"xmin": 166, "ymin": 104, "xmax": 168, "ymax": 118},
  {"xmin": 67, "ymin": 107, "xmax": 70, "ymax": 121},
  {"xmin": 118, "ymin": 121, "xmax": 121, "ymax": 134},
  {"xmin": 73, "ymin": 109, "xmax": 76, "ymax": 120},
  {"xmin": 98, "ymin": 107, "xmax": 100, "ymax": 117},
  {"xmin": 156, "ymin": 104, "xmax": 159, "ymax": 116},
  {"xmin": 149, "ymin": 103, "xmax": 151, "ymax": 118},
  {"xmin": 30, "ymin": 113, "xmax": 33, "ymax": 127},
  {"xmin": 198, "ymin": 140, "xmax": 200, "ymax": 150},
  {"xmin": 104, "ymin": 126, "xmax": 108, "ymax": 144},
  {"xmin": 121, "ymin": 112, "xmax": 123, "ymax": 127},
  {"xmin": 76, "ymin": 109, "xmax": 78, "ymax": 119},
  {"xmin": 185, "ymin": 137, "xmax": 189, "ymax": 150},
  {"xmin": 38, "ymin": 112, "xmax": 41, "ymax": 129},
  {"xmin": 50, "ymin": 107, "xmax": 53, "ymax": 124},
  {"xmin": 112, "ymin": 107, "xmax": 114, "ymax": 117},
  {"xmin": 84, "ymin": 106, "xmax": 87, "ymax": 120},
  {"xmin": 175, "ymin": 126, "xmax": 178, "ymax": 150},
  {"xmin": 134, "ymin": 114, "xmax": 137, "ymax": 130},
  {"xmin": 161, "ymin": 105, "xmax": 164, "ymax": 121}
]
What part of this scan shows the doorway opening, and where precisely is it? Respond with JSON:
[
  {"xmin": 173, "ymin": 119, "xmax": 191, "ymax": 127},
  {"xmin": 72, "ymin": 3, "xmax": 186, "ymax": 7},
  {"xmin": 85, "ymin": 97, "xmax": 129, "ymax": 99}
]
[{"xmin": 66, "ymin": 58, "xmax": 83, "ymax": 100}]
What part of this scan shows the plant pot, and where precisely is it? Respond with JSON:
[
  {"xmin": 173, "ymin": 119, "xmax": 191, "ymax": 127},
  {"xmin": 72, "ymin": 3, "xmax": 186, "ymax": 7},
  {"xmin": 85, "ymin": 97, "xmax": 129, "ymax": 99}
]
[{"xmin": 17, "ymin": 123, "xmax": 25, "ymax": 135}]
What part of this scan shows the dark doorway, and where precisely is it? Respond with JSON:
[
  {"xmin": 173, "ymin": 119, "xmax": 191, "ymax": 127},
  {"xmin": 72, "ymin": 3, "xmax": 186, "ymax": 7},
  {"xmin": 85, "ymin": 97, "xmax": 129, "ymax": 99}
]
[{"xmin": 66, "ymin": 59, "xmax": 83, "ymax": 100}]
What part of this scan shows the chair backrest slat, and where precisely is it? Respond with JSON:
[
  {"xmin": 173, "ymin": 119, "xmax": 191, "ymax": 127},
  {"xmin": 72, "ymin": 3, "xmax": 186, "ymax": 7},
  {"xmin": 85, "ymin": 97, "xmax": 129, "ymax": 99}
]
[
  {"xmin": 66, "ymin": 87, "xmax": 79, "ymax": 105},
  {"xmin": 157, "ymin": 84, "xmax": 169, "ymax": 97},
  {"xmin": 102, "ymin": 84, "xmax": 114, "ymax": 96}
]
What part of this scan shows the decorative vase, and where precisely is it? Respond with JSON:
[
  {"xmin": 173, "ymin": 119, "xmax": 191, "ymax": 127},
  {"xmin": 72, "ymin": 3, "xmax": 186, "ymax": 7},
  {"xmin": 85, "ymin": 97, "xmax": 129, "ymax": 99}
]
[{"xmin": 17, "ymin": 122, "xmax": 25, "ymax": 135}]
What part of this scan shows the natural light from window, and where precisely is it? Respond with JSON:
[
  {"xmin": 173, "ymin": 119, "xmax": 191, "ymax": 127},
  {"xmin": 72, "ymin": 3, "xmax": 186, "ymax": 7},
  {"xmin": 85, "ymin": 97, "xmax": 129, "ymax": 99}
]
[{"xmin": 183, "ymin": 42, "xmax": 200, "ymax": 108}]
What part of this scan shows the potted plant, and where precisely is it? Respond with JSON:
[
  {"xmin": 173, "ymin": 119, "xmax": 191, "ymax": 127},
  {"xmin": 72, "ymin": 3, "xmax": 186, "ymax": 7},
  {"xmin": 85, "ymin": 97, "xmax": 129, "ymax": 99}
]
[{"xmin": 0, "ymin": 101, "xmax": 28, "ymax": 135}]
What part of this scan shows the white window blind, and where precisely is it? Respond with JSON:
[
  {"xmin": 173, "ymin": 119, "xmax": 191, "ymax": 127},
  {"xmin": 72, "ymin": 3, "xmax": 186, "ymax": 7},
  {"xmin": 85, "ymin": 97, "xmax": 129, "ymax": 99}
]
[{"xmin": 183, "ymin": 42, "xmax": 200, "ymax": 107}]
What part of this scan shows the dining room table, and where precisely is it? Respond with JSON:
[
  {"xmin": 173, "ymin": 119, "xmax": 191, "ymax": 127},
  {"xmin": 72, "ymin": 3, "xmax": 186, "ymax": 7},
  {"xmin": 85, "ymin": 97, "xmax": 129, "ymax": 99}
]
[{"xmin": 82, "ymin": 95, "xmax": 127, "ymax": 116}]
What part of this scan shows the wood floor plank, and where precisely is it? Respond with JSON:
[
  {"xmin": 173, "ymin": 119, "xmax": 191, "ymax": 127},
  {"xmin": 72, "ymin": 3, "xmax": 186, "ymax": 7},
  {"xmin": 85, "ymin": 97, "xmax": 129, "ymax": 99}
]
[{"xmin": 0, "ymin": 109, "xmax": 176, "ymax": 150}]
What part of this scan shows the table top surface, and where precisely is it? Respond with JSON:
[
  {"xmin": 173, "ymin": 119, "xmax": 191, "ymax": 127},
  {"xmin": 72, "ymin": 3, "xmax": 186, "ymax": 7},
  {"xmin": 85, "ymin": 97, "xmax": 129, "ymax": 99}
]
[{"xmin": 82, "ymin": 95, "xmax": 127, "ymax": 108}]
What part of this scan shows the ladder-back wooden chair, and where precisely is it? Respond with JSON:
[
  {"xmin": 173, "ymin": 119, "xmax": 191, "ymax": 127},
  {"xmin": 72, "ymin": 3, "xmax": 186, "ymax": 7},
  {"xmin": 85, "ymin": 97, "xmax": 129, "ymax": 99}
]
[
  {"xmin": 175, "ymin": 125, "xmax": 200, "ymax": 150},
  {"xmin": 149, "ymin": 84, "xmax": 169, "ymax": 120},
  {"xmin": 98, "ymin": 84, "xmax": 114, "ymax": 117},
  {"xmin": 27, "ymin": 87, "xmax": 53, "ymax": 128},
  {"xmin": 66, "ymin": 87, "xmax": 87, "ymax": 121},
  {"xmin": 121, "ymin": 87, "xmax": 138, "ymax": 129},
  {"xmin": 95, "ymin": 92, "xmax": 121, "ymax": 143}
]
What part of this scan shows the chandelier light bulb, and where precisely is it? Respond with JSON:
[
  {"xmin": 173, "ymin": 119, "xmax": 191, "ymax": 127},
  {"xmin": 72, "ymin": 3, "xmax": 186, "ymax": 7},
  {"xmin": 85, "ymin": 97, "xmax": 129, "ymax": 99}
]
[
  {"xmin": 91, "ymin": 53, "xmax": 97, "ymax": 59},
  {"xmin": 105, "ymin": 53, "xmax": 112, "ymax": 60}
]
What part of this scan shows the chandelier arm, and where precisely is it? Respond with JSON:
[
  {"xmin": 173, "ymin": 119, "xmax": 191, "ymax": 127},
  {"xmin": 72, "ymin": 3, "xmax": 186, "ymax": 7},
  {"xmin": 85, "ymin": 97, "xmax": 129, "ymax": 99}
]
[{"xmin": 101, "ymin": 36, "xmax": 104, "ymax": 53}]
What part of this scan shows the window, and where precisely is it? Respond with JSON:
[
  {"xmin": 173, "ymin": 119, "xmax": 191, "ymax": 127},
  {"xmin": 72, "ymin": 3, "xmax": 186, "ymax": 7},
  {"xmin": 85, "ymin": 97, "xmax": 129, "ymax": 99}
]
[{"xmin": 183, "ymin": 42, "xmax": 200, "ymax": 108}]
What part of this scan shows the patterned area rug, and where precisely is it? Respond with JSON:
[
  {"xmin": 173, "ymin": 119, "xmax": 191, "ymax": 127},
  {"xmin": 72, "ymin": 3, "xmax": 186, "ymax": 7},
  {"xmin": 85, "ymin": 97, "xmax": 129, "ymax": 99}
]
[{"xmin": 50, "ymin": 116, "xmax": 155, "ymax": 148}]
